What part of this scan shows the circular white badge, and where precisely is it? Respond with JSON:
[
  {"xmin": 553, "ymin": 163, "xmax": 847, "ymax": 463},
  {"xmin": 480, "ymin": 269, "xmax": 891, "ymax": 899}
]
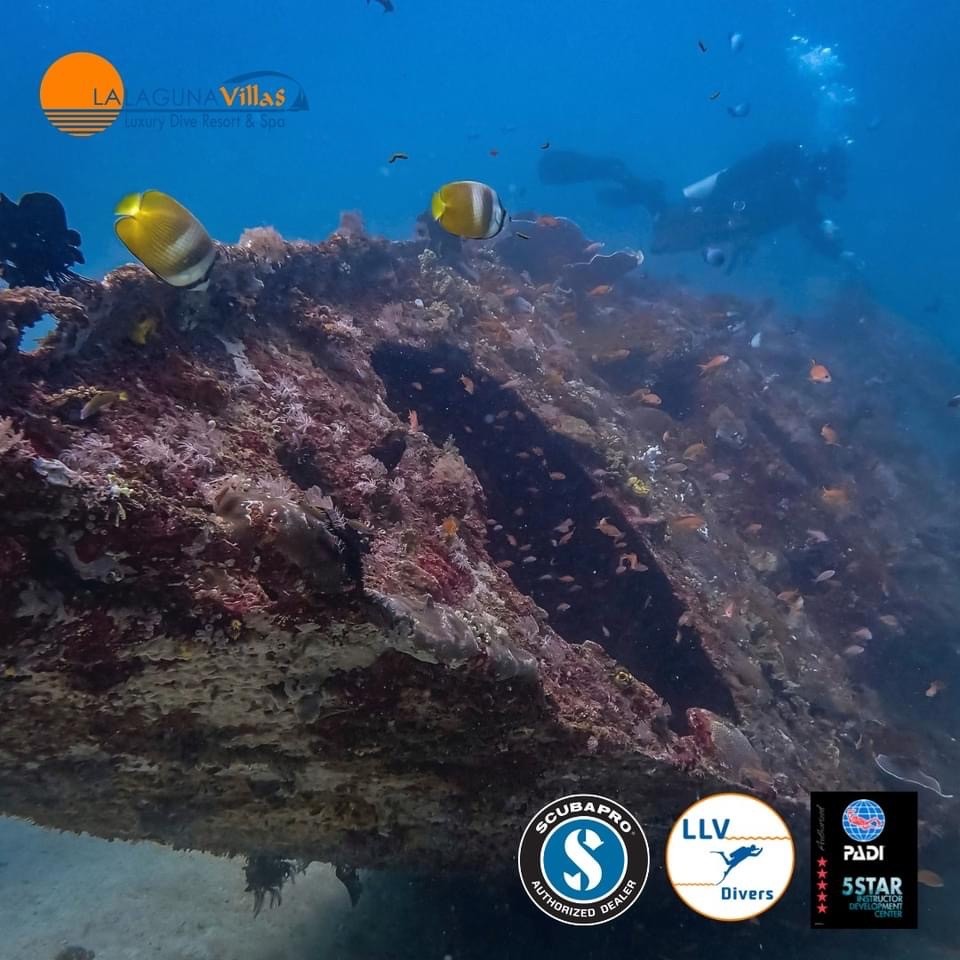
[{"xmin": 665, "ymin": 791, "xmax": 795, "ymax": 921}]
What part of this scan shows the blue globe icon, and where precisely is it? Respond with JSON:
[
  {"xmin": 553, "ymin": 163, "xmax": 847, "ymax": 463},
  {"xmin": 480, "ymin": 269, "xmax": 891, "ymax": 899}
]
[{"xmin": 842, "ymin": 799, "xmax": 885, "ymax": 842}]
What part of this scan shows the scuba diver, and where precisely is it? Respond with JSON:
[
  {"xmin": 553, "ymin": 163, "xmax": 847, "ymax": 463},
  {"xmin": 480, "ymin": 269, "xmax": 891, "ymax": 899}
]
[
  {"xmin": 712, "ymin": 844, "xmax": 764, "ymax": 883},
  {"xmin": 538, "ymin": 141, "xmax": 853, "ymax": 271},
  {"xmin": 0, "ymin": 191, "xmax": 86, "ymax": 288}
]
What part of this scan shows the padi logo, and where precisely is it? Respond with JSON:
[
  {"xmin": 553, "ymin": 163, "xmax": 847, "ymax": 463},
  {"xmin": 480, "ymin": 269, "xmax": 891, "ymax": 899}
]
[
  {"xmin": 841, "ymin": 798, "xmax": 885, "ymax": 842},
  {"xmin": 842, "ymin": 800, "xmax": 887, "ymax": 862},
  {"xmin": 844, "ymin": 845, "xmax": 885, "ymax": 861},
  {"xmin": 842, "ymin": 798, "xmax": 886, "ymax": 861},
  {"xmin": 517, "ymin": 794, "xmax": 649, "ymax": 925},
  {"xmin": 666, "ymin": 792, "xmax": 795, "ymax": 922}
]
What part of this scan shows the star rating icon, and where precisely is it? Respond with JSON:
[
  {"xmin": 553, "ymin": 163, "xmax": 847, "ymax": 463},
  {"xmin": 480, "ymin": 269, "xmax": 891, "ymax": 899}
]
[{"xmin": 815, "ymin": 855, "xmax": 830, "ymax": 917}]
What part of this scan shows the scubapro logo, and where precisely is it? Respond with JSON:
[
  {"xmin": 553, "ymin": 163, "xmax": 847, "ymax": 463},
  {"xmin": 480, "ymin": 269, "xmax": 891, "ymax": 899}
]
[
  {"xmin": 666, "ymin": 792, "xmax": 795, "ymax": 922},
  {"xmin": 517, "ymin": 794, "xmax": 649, "ymax": 925}
]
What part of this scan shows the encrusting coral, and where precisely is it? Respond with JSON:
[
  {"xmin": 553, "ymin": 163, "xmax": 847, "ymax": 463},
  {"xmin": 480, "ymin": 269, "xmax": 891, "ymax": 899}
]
[{"xmin": 0, "ymin": 208, "xmax": 957, "ymax": 880}]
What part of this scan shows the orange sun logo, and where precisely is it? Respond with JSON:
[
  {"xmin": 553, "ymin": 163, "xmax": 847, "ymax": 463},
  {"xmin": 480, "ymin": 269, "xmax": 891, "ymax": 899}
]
[{"xmin": 40, "ymin": 52, "xmax": 124, "ymax": 137}]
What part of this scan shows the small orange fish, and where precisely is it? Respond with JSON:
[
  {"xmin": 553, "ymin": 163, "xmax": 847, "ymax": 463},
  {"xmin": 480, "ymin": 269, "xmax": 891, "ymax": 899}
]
[
  {"xmin": 588, "ymin": 284, "xmax": 613, "ymax": 297},
  {"xmin": 537, "ymin": 215, "xmax": 561, "ymax": 227},
  {"xmin": 777, "ymin": 590, "xmax": 800, "ymax": 604},
  {"xmin": 820, "ymin": 424, "xmax": 840, "ymax": 445},
  {"xmin": 878, "ymin": 614, "xmax": 901, "ymax": 629},
  {"xmin": 683, "ymin": 442, "xmax": 707, "ymax": 461},
  {"xmin": 531, "ymin": 446, "xmax": 544, "ymax": 456},
  {"xmin": 711, "ymin": 471, "xmax": 731, "ymax": 482},
  {"xmin": 821, "ymin": 486, "xmax": 849, "ymax": 507},
  {"xmin": 596, "ymin": 517, "xmax": 624, "ymax": 539},
  {"xmin": 698, "ymin": 354, "xmax": 730, "ymax": 375},
  {"xmin": 549, "ymin": 471, "xmax": 567, "ymax": 480},
  {"xmin": 430, "ymin": 367, "xmax": 446, "ymax": 375},
  {"xmin": 558, "ymin": 575, "xmax": 576, "ymax": 583},
  {"xmin": 843, "ymin": 644, "xmax": 865, "ymax": 657},
  {"xmin": 554, "ymin": 518, "xmax": 574, "ymax": 533},
  {"xmin": 496, "ymin": 559, "xmax": 514, "ymax": 569},
  {"xmin": 439, "ymin": 516, "xmax": 459, "ymax": 538},
  {"xmin": 809, "ymin": 360, "xmax": 832, "ymax": 383},
  {"xmin": 411, "ymin": 381, "xmax": 423, "ymax": 391},
  {"xmin": 851, "ymin": 627, "xmax": 873, "ymax": 641},
  {"xmin": 584, "ymin": 242, "xmax": 603, "ymax": 255},
  {"xmin": 408, "ymin": 410, "xmax": 420, "ymax": 431},
  {"xmin": 671, "ymin": 514, "xmax": 705, "ymax": 532},
  {"xmin": 556, "ymin": 602, "xmax": 571, "ymax": 612},
  {"xmin": 744, "ymin": 522, "xmax": 763, "ymax": 535},
  {"xmin": 506, "ymin": 534, "xmax": 518, "ymax": 547},
  {"xmin": 616, "ymin": 552, "xmax": 648, "ymax": 574},
  {"xmin": 723, "ymin": 599, "xmax": 736, "ymax": 619},
  {"xmin": 807, "ymin": 529, "xmax": 830, "ymax": 543},
  {"xmin": 460, "ymin": 374, "xmax": 475, "ymax": 395},
  {"xmin": 559, "ymin": 530, "xmax": 575, "ymax": 545},
  {"xmin": 641, "ymin": 392, "xmax": 663, "ymax": 407},
  {"xmin": 926, "ymin": 680, "xmax": 946, "ymax": 698},
  {"xmin": 501, "ymin": 286, "xmax": 520, "ymax": 297},
  {"xmin": 917, "ymin": 869, "xmax": 944, "ymax": 888}
]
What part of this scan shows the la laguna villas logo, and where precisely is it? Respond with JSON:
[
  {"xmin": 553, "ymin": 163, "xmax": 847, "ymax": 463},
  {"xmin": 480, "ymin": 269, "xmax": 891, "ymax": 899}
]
[{"xmin": 40, "ymin": 53, "xmax": 309, "ymax": 136}]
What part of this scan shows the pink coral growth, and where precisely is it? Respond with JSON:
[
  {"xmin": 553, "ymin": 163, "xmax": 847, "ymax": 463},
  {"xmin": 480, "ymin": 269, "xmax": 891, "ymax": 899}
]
[
  {"xmin": 237, "ymin": 225, "xmax": 288, "ymax": 265},
  {"xmin": 188, "ymin": 568, "xmax": 271, "ymax": 617},
  {"xmin": 414, "ymin": 543, "xmax": 474, "ymax": 604},
  {"xmin": 61, "ymin": 434, "xmax": 122, "ymax": 473},
  {"xmin": 134, "ymin": 413, "xmax": 226, "ymax": 478},
  {"xmin": 334, "ymin": 210, "xmax": 365, "ymax": 239},
  {"xmin": 0, "ymin": 417, "xmax": 27, "ymax": 459}
]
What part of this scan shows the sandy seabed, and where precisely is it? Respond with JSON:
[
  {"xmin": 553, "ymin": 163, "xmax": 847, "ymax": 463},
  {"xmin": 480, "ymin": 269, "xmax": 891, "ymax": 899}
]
[{"xmin": 0, "ymin": 816, "xmax": 356, "ymax": 960}]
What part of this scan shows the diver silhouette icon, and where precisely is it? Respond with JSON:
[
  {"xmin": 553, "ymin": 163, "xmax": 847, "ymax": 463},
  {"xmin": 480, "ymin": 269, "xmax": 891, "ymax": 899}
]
[{"xmin": 712, "ymin": 844, "xmax": 763, "ymax": 883}]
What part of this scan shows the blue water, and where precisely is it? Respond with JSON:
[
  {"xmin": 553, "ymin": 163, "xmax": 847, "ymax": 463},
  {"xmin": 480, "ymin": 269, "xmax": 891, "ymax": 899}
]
[
  {"xmin": 3, "ymin": 0, "xmax": 959, "ymax": 348},
  {"xmin": 3, "ymin": 3, "xmax": 959, "ymax": 956}
]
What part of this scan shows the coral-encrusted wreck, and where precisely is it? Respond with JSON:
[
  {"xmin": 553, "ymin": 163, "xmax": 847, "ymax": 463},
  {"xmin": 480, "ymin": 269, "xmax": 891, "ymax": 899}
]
[{"xmin": 0, "ymin": 217, "xmax": 956, "ymax": 872}]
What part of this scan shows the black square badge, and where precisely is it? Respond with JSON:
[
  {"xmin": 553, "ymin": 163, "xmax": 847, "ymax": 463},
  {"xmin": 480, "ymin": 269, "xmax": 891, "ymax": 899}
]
[{"xmin": 811, "ymin": 791, "xmax": 917, "ymax": 929}]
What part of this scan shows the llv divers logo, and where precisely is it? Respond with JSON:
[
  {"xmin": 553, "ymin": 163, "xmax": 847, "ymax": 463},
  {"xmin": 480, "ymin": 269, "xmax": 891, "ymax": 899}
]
[
  {"xmin": 517, "ymin": 794, "xmax": 650, "ymax": 925},
  {"xmin": 666, "ymin": 792, "xmax": 795, "ymax": 922}
]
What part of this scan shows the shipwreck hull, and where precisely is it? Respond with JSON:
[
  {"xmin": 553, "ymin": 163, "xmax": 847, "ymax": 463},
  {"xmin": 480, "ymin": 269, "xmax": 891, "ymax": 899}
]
[{"xmin": 0, "ymin": 228, "xmax": 955, "ymax": 871}]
